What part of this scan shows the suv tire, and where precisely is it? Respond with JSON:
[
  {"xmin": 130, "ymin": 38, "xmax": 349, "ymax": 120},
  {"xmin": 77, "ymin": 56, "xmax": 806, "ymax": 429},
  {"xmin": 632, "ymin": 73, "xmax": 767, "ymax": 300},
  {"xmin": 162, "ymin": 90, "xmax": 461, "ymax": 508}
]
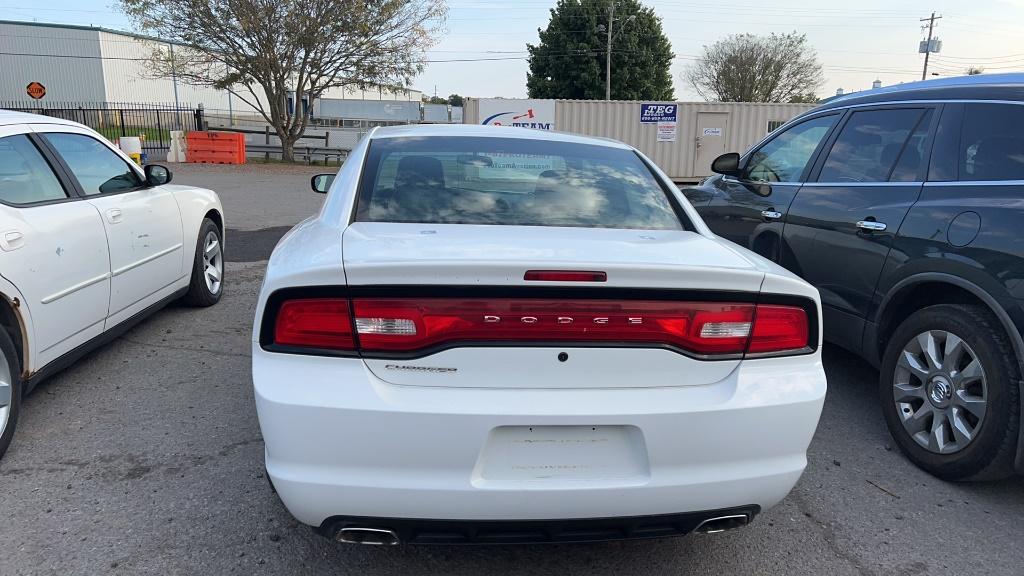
[{"xmin": 880, "ymin": 304, "xmax": 1020, "ymax": 481}]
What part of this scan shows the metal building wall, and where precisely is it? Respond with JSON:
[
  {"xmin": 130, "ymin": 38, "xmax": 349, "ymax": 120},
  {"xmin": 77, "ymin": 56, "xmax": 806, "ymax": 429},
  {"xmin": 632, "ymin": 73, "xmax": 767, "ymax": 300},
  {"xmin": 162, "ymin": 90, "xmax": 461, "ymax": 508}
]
[
  {"xmin": 0, "ymin": 22, "xmax": 105, "ymax": 101},
  {"xmin": 98, "ymin": 32, "xmax": 248, "ymax": 112},
  {"xmin": 464, "ymin": 99, "xmax": 815, "ymax": 180}
]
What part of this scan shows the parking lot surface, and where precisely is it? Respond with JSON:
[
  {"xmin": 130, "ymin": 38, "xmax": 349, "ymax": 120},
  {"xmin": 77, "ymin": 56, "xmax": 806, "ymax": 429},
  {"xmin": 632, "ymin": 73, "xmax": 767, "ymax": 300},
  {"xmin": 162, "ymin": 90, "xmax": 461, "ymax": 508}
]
[{"xmin": 2, "ymin": 163, "xmax": 1023, "ymax": 576}]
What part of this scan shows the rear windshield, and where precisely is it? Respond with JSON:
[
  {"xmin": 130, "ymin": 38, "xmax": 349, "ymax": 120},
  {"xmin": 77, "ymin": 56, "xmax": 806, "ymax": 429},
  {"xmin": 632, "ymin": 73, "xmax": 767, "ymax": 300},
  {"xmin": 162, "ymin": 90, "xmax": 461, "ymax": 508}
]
[{"xmin": 355, "ymin": 136, "xmax": 684, "ymax": 230}]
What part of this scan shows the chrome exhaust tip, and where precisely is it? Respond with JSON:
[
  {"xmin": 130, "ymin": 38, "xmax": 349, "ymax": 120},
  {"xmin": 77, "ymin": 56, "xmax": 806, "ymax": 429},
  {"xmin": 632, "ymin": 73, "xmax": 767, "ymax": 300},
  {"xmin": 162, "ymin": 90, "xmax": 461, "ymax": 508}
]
[
  {"xmin": 336, "ymin": 527, "xmax": 400, "ymax": 545},
  {"xmin": 694, "ymin": 514, "xmax": 750, "ymax": 534}
]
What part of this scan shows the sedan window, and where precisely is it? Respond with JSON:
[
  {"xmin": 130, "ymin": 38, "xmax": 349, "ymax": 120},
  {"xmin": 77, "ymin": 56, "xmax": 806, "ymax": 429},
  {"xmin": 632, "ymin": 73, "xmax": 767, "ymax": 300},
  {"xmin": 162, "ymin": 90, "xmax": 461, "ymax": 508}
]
[
  {"xmin": 43, "ymin": 133, "xmax": 143, "ymax": 196},
  {"xmin": 0, "ymin": 134, "xmax": 68, "ymax": 205},
  {"xmin": 355, "ymin": 136, "xmax": 684, "ymax": 230}
]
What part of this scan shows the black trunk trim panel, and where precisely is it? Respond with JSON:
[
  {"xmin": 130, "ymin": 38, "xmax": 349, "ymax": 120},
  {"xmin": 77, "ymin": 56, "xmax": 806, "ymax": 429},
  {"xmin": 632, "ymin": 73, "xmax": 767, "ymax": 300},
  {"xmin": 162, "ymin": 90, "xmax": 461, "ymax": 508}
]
[{"xmin": 317, "ymin": 505, "xmax": 760, "ymax": 545}]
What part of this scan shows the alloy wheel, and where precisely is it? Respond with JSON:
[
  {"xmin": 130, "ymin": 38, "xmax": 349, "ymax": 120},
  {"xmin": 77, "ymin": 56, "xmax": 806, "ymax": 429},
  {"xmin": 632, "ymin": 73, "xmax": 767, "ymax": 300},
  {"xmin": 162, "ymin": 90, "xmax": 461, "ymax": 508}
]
[
  {"xmin": 203, "ymin": 231, "xmax": 223, "ymax": 295},
  {"xmin": 0, "ymin": 347, "xmax": 11, "ymax": 439},
  {"xmin": 893, "ymin": 330, "xmax": 987, "ymax": 454}
]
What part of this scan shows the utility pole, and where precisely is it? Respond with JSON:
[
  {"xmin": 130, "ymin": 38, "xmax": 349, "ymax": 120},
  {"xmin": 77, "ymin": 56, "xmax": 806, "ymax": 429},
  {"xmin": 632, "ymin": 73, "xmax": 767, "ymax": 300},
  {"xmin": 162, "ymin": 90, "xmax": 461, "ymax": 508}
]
[
  {"xmin": 920, "ymin": 12, "xmax": 942, "ymax": 80},
  {"xmin": 601, "ymin": 3, "xmax": 635, "ymax": 101},
  {"xmin": 605, "ymin": 1, "xmax": 614, "ymax": 101}
]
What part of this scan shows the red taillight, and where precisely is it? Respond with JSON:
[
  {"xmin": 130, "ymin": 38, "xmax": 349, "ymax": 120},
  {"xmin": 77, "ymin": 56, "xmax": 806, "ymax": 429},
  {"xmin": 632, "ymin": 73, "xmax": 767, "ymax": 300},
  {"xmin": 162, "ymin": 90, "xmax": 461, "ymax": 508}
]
[
  {"xmin": 747, "ymin": 305, "xmax": 810, "ymax": 354},
  {"xmin": 273, "ymin": 298, "xmax": 355, "ymax": 350},
  {"xmin": 352, "ymin": 299, "xmax": 756, "ymax": 354},
  {"xmin": 524, "ymin": 270, "xmax": 608, "ymax": 282},
  {"xmin": 271, "ymin": 297, "xmax": 810, "ymax": 357}
]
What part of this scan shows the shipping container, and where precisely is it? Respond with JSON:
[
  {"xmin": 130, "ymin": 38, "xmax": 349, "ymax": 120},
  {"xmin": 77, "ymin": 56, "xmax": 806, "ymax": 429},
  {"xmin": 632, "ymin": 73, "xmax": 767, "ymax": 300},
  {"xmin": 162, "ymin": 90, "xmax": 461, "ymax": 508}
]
[
  {"xmin": 463, "ymin": 98, "xmax": 815, "ymax": 181},
  {"xmin": 422, "ymin": 103, "xmax": 450, "ymax": 123},
  {"xmin": 314, "ymin": 98, "xmax": 420, "ymax": 123}
]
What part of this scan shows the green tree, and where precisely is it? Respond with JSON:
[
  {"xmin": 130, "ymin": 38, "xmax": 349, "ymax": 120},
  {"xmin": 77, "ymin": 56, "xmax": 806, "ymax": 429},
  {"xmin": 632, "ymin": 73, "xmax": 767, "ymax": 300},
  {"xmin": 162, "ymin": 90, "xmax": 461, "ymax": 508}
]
[
  {"xmin": 788, "ymin": 93, "xmax": 820, "ymax": 104},
  {"xmin": 447, "ymin": 94, "xmax": 464, "ymax": 106},
  {"xmin": 686, "ymin": 33, "xmax": 824, "ymax": 103},
  {"xmin": 527, "ymin": 0, "xmax": 674, "ymax": 100},
  {"xmin": 119, "ymin": 0, "xmax": 447, "ymax": 161}
]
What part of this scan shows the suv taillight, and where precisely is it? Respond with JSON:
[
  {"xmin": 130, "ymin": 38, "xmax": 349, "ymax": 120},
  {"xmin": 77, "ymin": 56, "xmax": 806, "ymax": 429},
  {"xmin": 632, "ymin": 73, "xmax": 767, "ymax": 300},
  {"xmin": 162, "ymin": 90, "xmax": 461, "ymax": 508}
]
[{"xmin": 269, "ymin": 298, "xmax": 811, "ymax": 358}]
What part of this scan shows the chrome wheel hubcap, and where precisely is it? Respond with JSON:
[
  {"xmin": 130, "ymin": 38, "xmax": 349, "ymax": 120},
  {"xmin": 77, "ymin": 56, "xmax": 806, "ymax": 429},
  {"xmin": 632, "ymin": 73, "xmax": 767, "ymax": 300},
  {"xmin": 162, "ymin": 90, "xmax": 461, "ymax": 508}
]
[
  {"xmin": 0, "ymin": 349, "xmax": 11, "ymax": 438},
  {"xmin": 893, "ymin": 330, "xmax": 987, "ymax": 454},
  {"xmin": 202, "ymin": 231, "xmax": 223, "ymax": 295}
]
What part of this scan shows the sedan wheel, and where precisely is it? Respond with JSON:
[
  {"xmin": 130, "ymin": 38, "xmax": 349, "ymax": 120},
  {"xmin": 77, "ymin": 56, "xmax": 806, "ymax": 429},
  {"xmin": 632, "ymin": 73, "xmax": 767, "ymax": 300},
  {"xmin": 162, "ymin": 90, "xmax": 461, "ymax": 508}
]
[
  {"xmin": 0, "ymin": 347, "xmax": 11, "ymax": 443},
  {"xmin": 181, "ymin": 218, "xmax": 224, "ymax": 307},
  {"xmin": 893, "ymin": 330, "xmax": 987, "ymax": 454},
  {"xmin": 203, "ymin": 231, "xmax": 224, "ymax": 295},
  {"xmin": 0, "ymin": 327, "xmax": 21, "ymax": 460}
]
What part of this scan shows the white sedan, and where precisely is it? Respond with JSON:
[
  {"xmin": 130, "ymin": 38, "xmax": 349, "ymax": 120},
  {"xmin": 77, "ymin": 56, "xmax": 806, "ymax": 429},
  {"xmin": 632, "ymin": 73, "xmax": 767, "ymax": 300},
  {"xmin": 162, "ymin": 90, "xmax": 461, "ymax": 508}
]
[
  {"xmin": 252, "ymin": 124, "xmax": 825, "ymax": 545},
  {"xmin": 0, "ymin": 111, "xmax": 225, "ymax": 459}
]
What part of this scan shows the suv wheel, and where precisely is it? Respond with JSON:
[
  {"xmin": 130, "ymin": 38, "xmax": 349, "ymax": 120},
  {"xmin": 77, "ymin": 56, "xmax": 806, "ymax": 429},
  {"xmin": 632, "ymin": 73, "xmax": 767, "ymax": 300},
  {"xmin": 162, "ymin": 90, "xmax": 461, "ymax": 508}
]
[
  {"xmin": 880, "ymin": 304, "xmax": 1020, "ymax": 480},
  {"xmin": 0, "ymin": 328, "xmax": 22, "ymax": 460}
]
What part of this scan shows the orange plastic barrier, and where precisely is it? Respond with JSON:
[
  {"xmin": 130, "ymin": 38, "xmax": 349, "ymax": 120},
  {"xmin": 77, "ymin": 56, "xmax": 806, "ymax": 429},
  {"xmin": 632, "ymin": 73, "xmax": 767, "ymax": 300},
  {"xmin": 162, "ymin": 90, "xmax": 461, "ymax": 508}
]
[{"xmin": 186, "ymin": 131, "xmax": 246, "ymax": 164}]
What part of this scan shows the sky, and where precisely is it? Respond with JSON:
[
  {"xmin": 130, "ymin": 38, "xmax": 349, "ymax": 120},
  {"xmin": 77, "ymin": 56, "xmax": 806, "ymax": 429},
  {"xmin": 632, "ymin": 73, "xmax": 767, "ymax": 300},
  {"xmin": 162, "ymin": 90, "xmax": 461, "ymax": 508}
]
[{"xmin": 5, "ymin": 0, "xmax": 1024, "ymax": 101}]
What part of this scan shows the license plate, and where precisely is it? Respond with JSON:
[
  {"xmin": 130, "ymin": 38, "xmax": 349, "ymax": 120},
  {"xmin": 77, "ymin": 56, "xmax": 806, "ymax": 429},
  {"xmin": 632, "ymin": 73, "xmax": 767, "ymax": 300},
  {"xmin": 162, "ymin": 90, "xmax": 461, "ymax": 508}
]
[{"xmin": 473, "ymin": 425, "xmax": 650, "ymax": 487}]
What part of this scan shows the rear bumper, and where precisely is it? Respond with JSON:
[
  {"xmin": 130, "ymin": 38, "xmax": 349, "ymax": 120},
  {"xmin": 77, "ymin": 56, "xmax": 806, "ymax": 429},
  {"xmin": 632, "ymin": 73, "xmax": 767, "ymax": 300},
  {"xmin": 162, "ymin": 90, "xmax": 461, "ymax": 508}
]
[
  {"xmin": 317, "ymin": 506, "xmax": 760, "ymax": 545},
  {"xmin": 253, "ymin": 346, "xmax": 826, "ymax": 527}
]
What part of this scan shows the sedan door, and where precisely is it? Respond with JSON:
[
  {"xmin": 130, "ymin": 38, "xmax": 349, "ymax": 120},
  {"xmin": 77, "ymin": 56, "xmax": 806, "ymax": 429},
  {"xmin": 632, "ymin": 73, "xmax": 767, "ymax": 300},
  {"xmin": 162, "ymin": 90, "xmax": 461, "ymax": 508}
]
[
  {"xmin": 0, "ymin": 126, "xmax": 110, "ymax": 369},
  {"xmin": 780, "ymin": 105, "xmax": 937, "ymax": 353},
  {"xmin": 697, "ymin": 113, "xmax": 841, "ymax": 260},
  {"xmin": 35, "ymin": 128, "xmax": 185, "ymax": 326}
]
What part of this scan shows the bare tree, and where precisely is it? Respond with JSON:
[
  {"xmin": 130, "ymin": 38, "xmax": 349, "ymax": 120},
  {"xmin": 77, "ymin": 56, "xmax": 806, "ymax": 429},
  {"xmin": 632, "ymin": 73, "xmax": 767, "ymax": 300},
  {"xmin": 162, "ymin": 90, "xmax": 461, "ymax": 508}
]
[
  {"xmin": 686, "ymin": 33, "xmax": 824, "ymax": 103},
  {"xmin": 966, "ymin": 66, "xmax": 985, "ymax": 75},
  {"xmin": 119, "ymin": 0, "xmax": 447, "ymax": 161}
]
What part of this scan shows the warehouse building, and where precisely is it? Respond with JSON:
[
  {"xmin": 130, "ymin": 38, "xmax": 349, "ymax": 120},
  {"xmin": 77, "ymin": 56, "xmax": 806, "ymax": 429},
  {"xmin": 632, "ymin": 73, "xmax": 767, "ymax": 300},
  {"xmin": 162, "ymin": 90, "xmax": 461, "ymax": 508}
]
[{"xmin": 0, "ymin": 20, "xmax": 424, "ymax": 120}]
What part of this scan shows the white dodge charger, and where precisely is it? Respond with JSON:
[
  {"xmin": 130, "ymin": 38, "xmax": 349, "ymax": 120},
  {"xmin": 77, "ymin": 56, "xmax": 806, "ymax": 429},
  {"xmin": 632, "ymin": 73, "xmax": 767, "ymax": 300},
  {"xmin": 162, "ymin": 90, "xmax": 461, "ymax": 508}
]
[
  {"xmin": 252, "ymin": 124, "xmax": 826, "ymax": 545},
  {"xmin": 0, "ymin": 111, "xmax": 224, "ymax": 460}
]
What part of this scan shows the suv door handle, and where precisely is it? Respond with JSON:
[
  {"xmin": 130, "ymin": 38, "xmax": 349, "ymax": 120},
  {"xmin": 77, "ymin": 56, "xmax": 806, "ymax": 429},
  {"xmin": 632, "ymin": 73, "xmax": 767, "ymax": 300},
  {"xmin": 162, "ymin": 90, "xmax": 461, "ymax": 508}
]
[
  {"xmin": 106, "ymin": 208, "xmax": 123, "ymax": 224},
  {"xmin": 856, "ymin": 220, "xmax": 887, "ymax": 232},
  {"xmin": 0, "ymin": 230, "xmax": 24, "ymax": 251},
  {"xmin": 761, "ymin": 210, "xmax": 783, "ymax": 220}
]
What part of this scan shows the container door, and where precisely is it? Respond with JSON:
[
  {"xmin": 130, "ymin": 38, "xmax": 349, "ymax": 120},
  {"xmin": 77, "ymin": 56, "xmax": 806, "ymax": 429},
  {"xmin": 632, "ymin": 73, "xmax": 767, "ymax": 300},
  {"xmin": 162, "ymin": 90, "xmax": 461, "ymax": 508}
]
[{"xmin": 693, "ymin": 112, "xmax": 729, "ymax": 177}]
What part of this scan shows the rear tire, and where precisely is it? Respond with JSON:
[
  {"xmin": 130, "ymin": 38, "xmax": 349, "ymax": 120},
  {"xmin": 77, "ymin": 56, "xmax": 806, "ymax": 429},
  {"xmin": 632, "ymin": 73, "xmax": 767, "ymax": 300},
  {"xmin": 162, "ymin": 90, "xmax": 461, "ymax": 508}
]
[
  {"xmin": 0, "ymin": 328, "xmax": 22, "ymax": 461},
  {"xmin": 879, "ymin": 304, "xmax": 1019, "ymax": 481},
  {"xmin": 181, "ymin": 218, "xmax": 223, "ymax": 307}
]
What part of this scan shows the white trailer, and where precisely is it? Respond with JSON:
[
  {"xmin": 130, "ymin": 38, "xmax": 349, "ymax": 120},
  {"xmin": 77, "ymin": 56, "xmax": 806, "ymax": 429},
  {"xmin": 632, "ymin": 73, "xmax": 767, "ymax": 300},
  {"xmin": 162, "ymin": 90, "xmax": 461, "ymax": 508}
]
[{"xmin": 463, "ymin": 98, "xmax": 815, "ymax": 182}]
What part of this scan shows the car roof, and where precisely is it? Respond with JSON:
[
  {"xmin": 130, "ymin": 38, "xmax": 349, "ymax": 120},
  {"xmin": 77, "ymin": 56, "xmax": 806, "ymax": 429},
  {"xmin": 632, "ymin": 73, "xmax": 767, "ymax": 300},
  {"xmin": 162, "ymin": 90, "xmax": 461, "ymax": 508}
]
[
  {"xmin": 0, "ymin": 109, "xmax": 84, "ymax": 128},
  {"xmin": 368, "ymin": 123, "xmax": 632, "ymax": 149},
  {"xmin": 813, "ymin": 73, "xmax": 1024, "ymax": 113}
]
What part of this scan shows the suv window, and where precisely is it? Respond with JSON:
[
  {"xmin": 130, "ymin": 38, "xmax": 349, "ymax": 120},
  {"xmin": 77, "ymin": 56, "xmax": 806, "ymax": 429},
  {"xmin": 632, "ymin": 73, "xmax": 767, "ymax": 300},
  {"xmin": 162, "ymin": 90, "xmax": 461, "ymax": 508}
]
[
  {"xmin": 745, "ymin": 114, "xmax": 838, "ymax": 183},
  {"xmin": 355, "ymin": 136, "xmax": 684, "ymax": 230},
  {"xmin": 818, "ymin": 108, "xmax": 931, "ymax": 183},
  {"xmin": 961, "ymin": 104, "xmax": 1024, "ymax": 181},
  {"xmin": 43, "ymin": 133, "xmax": 143, "ymax": 196},
  {"xmin": 0, "ymin": 134, "xmax": 68, "ymax": 205}
]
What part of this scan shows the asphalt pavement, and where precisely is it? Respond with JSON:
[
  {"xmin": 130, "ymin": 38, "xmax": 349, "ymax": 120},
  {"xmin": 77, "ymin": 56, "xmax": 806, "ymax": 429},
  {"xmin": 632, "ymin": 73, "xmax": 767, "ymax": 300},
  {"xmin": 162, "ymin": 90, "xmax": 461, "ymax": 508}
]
[{"xmin": 1, "ymin": 163, "xmax": 1022, "ymax": 576}]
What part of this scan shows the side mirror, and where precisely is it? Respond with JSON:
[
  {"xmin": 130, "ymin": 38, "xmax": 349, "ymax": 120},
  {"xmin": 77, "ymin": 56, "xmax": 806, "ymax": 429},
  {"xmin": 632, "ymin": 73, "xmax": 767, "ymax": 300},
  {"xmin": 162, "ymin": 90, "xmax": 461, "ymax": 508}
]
[
  {"xmin": 710, "ymin": 152, "xmax": 743, "ymax": 178},
  {"xmin": 311, "ymin": 174, "xmax": 335, "ymax": 194},
  {"xmin": 144, "ymin": 164, "xmax": 172, "ymax": 186}
]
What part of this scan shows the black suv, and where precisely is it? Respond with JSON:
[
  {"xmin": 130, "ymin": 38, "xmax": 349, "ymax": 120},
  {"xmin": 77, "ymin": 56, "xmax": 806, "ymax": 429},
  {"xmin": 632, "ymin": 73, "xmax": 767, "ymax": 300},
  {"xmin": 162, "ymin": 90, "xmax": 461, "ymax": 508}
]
[{"xmin": 682, "ymin": 74, "xmax": 1024, "ymax": 481}]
